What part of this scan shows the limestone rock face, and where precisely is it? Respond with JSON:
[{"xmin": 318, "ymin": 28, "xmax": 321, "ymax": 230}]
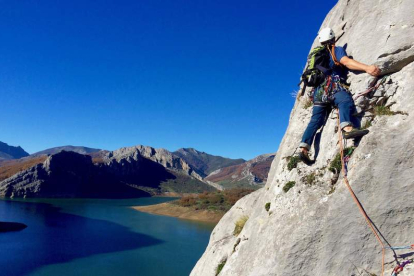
[
  {"xmin": 105, "ymin": 145, "xmax": 206, "ymax": 182},
  {"xmin": 0, "ymin": 151, "xmax": 149, "ymax": 198},
  {"xmin": 191, "ymin": 1, "xmax": 414, "ymax": 275},
  {"xmin": 100, "ymin": 146, "xmax": 178, "ymax": 190}
]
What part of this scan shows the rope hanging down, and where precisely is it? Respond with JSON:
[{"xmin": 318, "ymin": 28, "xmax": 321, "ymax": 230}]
[
  {"xmin": 336, "ymin": 112, "xmax": 386, "ymax": 276},
  {"xmin": 336, "ymin": 111, "xmax": 413, "ymax": 275}
]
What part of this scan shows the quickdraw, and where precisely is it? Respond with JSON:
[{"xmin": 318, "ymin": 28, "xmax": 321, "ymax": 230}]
[
  {"xmin": 322, "ymin": 76, "xmax": 333, "ymax": 102},
  {"xmin": 391, "ymin": 260, "xmax": 412, "ymax": 276},
  {"xmin": 343, "ymin": 155, "xmax": 350, "ymax": 175},
  {"xmin": 385, "ymin": 244, "xmax": 414, "ymax": 250},
  {"xmin": 353, "ymin": 75, "xmax": 389, "ymax": 100}
]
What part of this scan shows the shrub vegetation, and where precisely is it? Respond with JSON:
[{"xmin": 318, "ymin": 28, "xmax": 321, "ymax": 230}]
[
  {"xmin": 265, "ymin": 202, "xmax": 271, "ymax": 212},
  {"xmin": 0, "ymin": 157, "xmax": 47, "ymax": 182},
  {"xmin": 216, "ymin": 259, "xmax": 227, "ymax": 276},
  {"xmin": 287, "ymin": 156, "xmax": 301, "ymax": 171},
  {"xmin": 305, "ymin": 172, "xmax": 316, "ymax": 185},
  {"xmin": 374, "ymin": 105, "xmax": 396, "ymax": 116},
  {"xmin": 173, "ymin": 188, "xmax": 255, "ymax": 212},
  {"xmin": 233, "ymin": 215, "xmax": 249, "ymax": 236},
  {"xmin": 160, "ymin": 172, "xmax": 216, "ymax": 193},
  {"xmin": 329, "ymin": 153, "xmax": 342, "ymax": 174},
  {"xmin": 283, "ymin": 181, "xmax": 296, "ymax": 193},
  {"xmin": 329, "ymin": 147, "xmax": 355, "ymax": 174}
]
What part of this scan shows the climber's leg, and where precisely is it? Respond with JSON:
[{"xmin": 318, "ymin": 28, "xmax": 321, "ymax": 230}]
[
  {"xmin": 334, "ymin": 89, "xmax": 368, "ymax": 139},
  {"xmin": 300, "ymin": 104, "xmax": 330, "ymax": 151}
]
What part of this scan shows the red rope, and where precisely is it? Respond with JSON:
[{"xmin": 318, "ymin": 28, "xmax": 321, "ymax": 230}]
[{"xmin": 336, "ymin": 110, "xmax": 385, "ymax": 276}]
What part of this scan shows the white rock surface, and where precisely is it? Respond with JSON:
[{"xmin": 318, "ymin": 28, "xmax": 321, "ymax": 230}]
[{"xmin": 191, "ymin": 0, "xmax": 414, "ymax": 275}]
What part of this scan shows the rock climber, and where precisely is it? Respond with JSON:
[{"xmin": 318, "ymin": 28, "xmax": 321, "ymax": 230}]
[{"xmin": 298, "ymin": 27, "xmax": 381, "ymax": 165}]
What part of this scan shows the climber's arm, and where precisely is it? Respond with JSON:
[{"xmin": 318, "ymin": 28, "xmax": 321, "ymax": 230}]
[{"xmin": 340, "ymin": 56, "xmax": 381, "ymax": 76}]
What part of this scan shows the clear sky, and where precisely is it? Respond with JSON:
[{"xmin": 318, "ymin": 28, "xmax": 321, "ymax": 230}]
[{"xmin": 0, "ymin": 0, "xmax": 335, "ymax": 160}]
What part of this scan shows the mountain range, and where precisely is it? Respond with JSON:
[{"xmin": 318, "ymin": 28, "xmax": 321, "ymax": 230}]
[
  {"xmin": 173, "ymin": 148, "xmax": 246, "ymax": 177},
  {"xmin": 32, "ymin": 146, "xmax": 101, "ymax": 156},
  {"xmin": 205, "ymin": 153, "xmax": 275, "ymax": 188},
  {"xmin": 0, "ymin": 142, "xmax": 274, "ymax": 198},
  {"xmin": 0, "ymin": 142, "xmax": 29, "ymax": 160}
]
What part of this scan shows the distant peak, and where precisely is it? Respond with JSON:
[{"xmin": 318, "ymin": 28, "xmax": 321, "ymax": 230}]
[
  {"xmin": 0, "ymin": 141, "xmax": 30, "ymax": 160},
  {"xmin": 177, "ymin": 148, "xmax": 204, "ymax": 154}
]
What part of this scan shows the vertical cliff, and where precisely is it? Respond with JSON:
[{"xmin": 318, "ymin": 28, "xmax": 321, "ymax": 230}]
[{"xmin": 191, "ymin": 0, "xmax": 414, "ymax": 275}]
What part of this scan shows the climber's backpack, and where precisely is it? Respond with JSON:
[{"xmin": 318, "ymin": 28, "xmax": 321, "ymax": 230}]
[{"xmin": 301, "ymin": 46, "xmax": 332, "ymax": 88}]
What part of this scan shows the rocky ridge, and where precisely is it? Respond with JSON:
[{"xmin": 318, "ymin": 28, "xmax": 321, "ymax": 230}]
[
  {"xmin": 191, "ymin": 1, "xmax": 414, "ymax": 275},
  {"xmin": 0, "ymin": 145, "xmax": 218, "ymax": 198},
  {"xmin": 205, "ymin": 153, "xmax": 275, "ymax": 189},
  {"xmin": 0, "ymin": 141, "xmax": 29, "ymax": 160},
  {"xmin": 32, "ymin": 145, "xmax": 101, "ymax": 156},
  {"xmin": 0, "ymin": 151, "xmax": 150, "ymax": 198},
  {"xmin": 0, "ymin": 144, "xmax": 274, "ymax": 197},
  {"xmin": 129, "ymin": 145, "xmax": 204, "ymax": 181},
  {"xmin": 101, "ymin": 145, "xmax": 219, "ymax": 192},
  {"xmin": 173, "ymin": 148, "xmax": 246, "ymax": 177}
]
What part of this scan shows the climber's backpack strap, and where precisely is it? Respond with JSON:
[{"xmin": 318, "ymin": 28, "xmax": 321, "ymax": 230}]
[
  {"xmin": 328, "ymin": 44, "xmax": 342, "ymax": 67},
  {"xmin": 301, "ymin": 46, "xmax": 332, "ymax": 88}
]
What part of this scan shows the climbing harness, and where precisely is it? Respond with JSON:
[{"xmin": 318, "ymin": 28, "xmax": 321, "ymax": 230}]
[
  {"xmin": 353, "ymin": 75, "xmax": 389, "ymax": 100},
  {"xmin": 336, "ymin": 111, "xmax": 412, "ymax": 276},
  {"xmin": 313, "ymin": 75, "xmax": 349, "ymax": 104}
]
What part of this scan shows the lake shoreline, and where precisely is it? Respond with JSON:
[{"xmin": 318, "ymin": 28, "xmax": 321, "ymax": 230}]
[
  {"xmin": 0, "ymin": 197, "xmax": 212, "ymax": 276},
  {"xmin": 132, "ymin": 202, "xmax": 224, "ymax": 224}
]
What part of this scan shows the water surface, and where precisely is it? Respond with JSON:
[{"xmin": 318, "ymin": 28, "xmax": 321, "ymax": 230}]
[{"xmin": 0, "ymin": 197, "xmax": 214, "ymax": 276}]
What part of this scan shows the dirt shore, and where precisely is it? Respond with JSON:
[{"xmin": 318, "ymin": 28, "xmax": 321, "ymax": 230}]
[{"xmin": 132, "ymin": 202, "xmax": 224, "ymax": 224}]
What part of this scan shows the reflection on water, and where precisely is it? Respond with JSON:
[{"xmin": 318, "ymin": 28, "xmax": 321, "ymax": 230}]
[{"xmin": 0, "ymin": 197, "xmax": 214, "ymax": 276}]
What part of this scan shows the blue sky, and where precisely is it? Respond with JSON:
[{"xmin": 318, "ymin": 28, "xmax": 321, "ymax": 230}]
[{"xmin": 0, "ymin": 0, "xmax": 335, "ymax": 160}]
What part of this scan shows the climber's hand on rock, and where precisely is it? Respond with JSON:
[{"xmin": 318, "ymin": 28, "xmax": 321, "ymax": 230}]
[{"xmin": 366, "ymin": 65, "xmax": 381, "ymax": 77}]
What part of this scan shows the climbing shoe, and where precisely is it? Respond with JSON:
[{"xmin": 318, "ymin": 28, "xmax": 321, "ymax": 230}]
[
  {"xmin": 299, "ymin": 151, "xmax": 313, "ymax": 166},
  {"xmin": 342, "ymin": 128, "xmax": 369, "ymax": 139}
]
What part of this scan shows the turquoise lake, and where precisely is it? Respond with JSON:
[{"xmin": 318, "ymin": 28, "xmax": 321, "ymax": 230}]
[{"xmin": 0, "ymin": 197, "xmax": 214, "ymax": 276}]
